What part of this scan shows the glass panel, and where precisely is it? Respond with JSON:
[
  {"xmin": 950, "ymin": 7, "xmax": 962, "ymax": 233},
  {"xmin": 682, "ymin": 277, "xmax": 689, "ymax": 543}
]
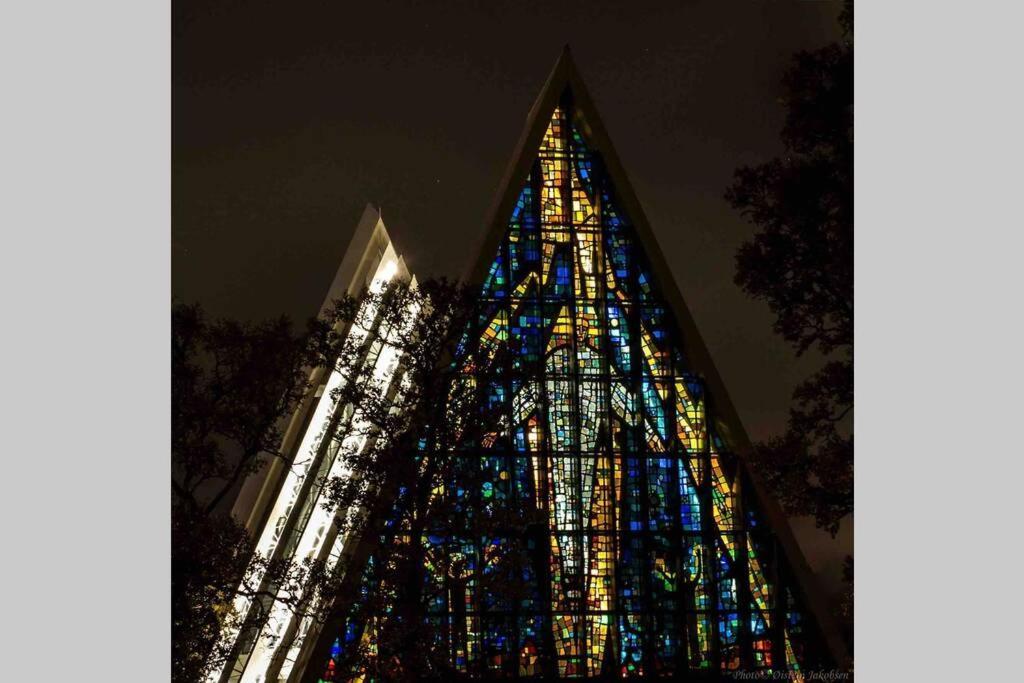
[{"xmin": 315, "ymin": 93, "xmax": 816, "ymax": 680}]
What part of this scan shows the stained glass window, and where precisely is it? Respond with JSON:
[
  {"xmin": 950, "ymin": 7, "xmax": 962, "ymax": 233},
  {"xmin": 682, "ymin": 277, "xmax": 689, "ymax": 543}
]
[{"xmin": 317, "ymin": 89, "xmax": 828, "ymax": 681}]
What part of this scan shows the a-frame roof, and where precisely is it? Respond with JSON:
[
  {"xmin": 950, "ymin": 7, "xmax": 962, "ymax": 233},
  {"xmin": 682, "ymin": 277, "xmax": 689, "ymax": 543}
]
[{"xmin": 464, "ymin": 45, "xmax": 851, "ymax": 670}]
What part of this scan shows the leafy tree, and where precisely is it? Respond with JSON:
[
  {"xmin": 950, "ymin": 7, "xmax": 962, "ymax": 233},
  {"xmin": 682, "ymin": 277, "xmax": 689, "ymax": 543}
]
[
  {"xmin": 314, "ymin": 280, "xmax": 545, "ymax": 681},
  {"xmin": 173, "ymin": 303, "xmax": 317, "ymax": 682},
  {"xmin": 172, "ymin": 277, "xmax": 505, "ymax": 682},
  {"xmin": 724, "ymin": 1, "xmax": 853, "ymax": 537}
]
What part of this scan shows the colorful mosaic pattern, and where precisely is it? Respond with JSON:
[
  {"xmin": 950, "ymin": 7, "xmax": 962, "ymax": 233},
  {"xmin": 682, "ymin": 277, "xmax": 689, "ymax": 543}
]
[{"xmin": 320, "ymin": 92, "xmax": 819, "ymax": 680}]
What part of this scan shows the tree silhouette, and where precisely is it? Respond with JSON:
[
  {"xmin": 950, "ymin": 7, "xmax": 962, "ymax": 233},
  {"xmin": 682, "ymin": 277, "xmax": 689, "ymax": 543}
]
[
  {"xmin": 172, "ymin": 278, "xmax": 501, "ymax": 682},
  {"xmin": 172, "ymin": 303, "xmax": 324, "ymax": 682},
  {"xmin": 313, "ymin": 280, "xmax": 546, "ymax": 681},
  {"xmin": 725, "ymin": 1, "xmax": 853, "ymax": 537}
]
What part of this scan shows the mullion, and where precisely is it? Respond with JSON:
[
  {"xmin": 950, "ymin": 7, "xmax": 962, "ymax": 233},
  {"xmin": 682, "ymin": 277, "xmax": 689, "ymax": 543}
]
[
  {"xmin": 591, "ymin": 147, "xmax": 619, "ymax": 677},
  {"xmin": 528, "ymin": 154, "xmax": 558, "ymax": 678},
  {"xmin": 560, "ymin": 89, "xmax": 589, "ymax": 677}
]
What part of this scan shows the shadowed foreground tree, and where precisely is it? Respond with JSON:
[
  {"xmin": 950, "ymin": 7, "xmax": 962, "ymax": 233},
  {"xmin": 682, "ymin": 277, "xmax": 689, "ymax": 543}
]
[
  {"xmin": 172, "ymin": 303, "xmax": 326, "ymax": 682},
  {"xmin": 311, "ymin": 281, "xmax": 546, "ymax": 681},
  {"xmin": 725, "ymin": 1, "xmax": 853, "ymax": 537},
  {"xmin": 173, "ymin": 301, "xmax": 387, "ymax": 682},
  {"xmin": 173, "ymin": 277, "xmax": 507, "ymax": 682}
]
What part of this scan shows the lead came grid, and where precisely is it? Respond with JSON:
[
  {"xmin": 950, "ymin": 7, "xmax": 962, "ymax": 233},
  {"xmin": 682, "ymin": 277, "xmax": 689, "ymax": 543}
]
[{"xmin": 320, "ymin": 91, "xmax": 815, "ymax": 681}]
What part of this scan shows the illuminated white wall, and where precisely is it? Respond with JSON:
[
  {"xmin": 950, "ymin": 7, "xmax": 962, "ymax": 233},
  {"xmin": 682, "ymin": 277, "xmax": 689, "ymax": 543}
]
[
  {"xmin": 238, "ymin": 265, "xmax": 419, "ymax": 683},
  {"xmin": 206, "ymin": 213, "xmax": 416, "ymax": 683}
]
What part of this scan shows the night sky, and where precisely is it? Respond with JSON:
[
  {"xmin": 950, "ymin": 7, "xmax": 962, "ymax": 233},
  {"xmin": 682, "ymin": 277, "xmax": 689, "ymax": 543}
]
[{"xmin": 173, "ymin": 0, "xmax": 850, "ymax": 595}]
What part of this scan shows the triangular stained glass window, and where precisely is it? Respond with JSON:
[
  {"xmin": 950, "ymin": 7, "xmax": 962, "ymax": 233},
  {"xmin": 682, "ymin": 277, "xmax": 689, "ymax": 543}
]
[{"xmin": 314, "ymin": 58, "xmax": 840, "ymax": 682}]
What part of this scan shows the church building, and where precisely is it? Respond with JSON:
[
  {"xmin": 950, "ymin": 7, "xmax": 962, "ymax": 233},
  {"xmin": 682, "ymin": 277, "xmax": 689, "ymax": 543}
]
[{"xmin": 209, "ymin": 48, "xmax": 847, "ymax": 683}]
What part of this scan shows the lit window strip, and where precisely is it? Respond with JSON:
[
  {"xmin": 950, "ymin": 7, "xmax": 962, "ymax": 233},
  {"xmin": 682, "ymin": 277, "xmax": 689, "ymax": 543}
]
[
  {"xmin": 208, "ymin": 251, "xmax": 405, "ymax": 683},
  {"xmin": 239, "ymin": 279, "xmax": 421, "ymax": 682},
  {"xmin": 236, "ymin": 264, "xmax": 419, "ymax": 679}
]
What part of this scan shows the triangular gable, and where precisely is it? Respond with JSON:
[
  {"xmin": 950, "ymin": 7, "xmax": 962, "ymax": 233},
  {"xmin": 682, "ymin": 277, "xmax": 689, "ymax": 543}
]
[
  {"xmin": 461, "ymin": 46, "xmax": 849, "ymax": 672},
  {"xmin": 307, "ymin": 48, "xmax": 849, "ymax": 682}
]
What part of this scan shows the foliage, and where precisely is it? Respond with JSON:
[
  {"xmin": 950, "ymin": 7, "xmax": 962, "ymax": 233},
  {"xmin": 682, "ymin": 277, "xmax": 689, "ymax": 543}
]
[
  {"xmin": 316, "ymin": 280, "xmax": 547, "ymax": 680},
  {"xmin": 172, "ymin": 302, "xmax": 340, "ymax": 682},
  {"xmin": 172, "ymin": 503, "xmax": 253, "ymax": 682},
  {"xmin": 172, "ymin": 277, "xmax": 496, "ymax": 682},
  {"xmin": 725, "ymin": 1, "xmax": 853, "ymax": 536},
  {"xmin": 172, "ymin": 304, "xmax": 313, "ymax": 515}
]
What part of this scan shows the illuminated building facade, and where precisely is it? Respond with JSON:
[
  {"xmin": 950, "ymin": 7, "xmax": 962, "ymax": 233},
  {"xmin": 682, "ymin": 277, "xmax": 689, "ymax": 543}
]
[
  {"xmin": 211, "ymin": 205, "xmax": 417, "ymax": 683},
  {"xmin": 217, "ymin": 50, "xmax": 848, "ymax": 682}
]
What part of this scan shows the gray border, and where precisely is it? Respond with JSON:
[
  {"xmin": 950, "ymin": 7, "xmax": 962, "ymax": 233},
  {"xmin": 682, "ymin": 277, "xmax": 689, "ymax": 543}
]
[
  {"xmin": 853, "ymin": 2, "xmax": 1022, "ymax": 680},
  {"xmin": 3, "ymin": 1, "xmax": 169, "ymax": 679},
  {"xmin": 6, "ymin": 1, "xmax": 1024, "ymax": 680}
]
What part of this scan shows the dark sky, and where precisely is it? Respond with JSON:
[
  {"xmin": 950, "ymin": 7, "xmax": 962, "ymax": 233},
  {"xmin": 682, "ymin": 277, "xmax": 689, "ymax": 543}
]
[{"xmin": 173, "ymin": 0, "xmax": 849, "ymax": 593}]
